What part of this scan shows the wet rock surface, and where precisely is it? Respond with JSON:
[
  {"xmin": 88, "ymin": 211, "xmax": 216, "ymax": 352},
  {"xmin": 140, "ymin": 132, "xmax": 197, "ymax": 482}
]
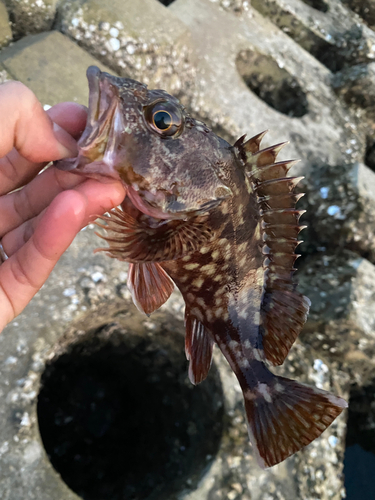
[{"xmin": 1, "ymin": 0, "xmax": 375, "ymax": 499}]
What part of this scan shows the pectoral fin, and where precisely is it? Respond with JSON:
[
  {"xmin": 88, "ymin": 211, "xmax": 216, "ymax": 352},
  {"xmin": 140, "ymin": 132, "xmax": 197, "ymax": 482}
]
[
  {"xmin": 95, "ymin": 207, "xmax": 213, "ymax": 263},
  {"xmin": 127, "ymin": 262, "xmax": 174, "ymax": 315}
]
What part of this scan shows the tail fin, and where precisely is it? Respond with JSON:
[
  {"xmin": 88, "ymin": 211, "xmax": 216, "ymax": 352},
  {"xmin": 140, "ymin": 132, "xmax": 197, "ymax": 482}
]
[{"xmin": 243, "ymin": 377, "xmax": 347, "ymax": 468}]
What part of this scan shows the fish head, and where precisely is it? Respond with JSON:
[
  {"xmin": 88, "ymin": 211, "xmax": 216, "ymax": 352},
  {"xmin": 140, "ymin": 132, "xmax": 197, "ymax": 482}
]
[{"xmin": 55, "ymin": 66, "xmax": 233, "ymax": 219}]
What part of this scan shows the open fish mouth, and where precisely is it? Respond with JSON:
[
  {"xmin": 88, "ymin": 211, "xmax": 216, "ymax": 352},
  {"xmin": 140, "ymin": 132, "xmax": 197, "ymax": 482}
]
[{"xmin": 54, "ymin": 66, "xmax": 126, "ymax": 180}]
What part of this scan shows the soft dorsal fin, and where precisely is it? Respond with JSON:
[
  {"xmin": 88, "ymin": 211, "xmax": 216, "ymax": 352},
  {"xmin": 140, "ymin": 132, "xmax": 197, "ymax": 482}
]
[
  {"xmin": 185, "ymin": 310, "xmax": 214, "ymax": 385},
  {"xmin": 238, "ymin": 131, "xmax": 310, "ymax": 366},
  {"xmin": 127, "ymin": 262, "xmax": 174, "ymax": 315},
  {"xmin": 94, "ymin": 207, "xmax": 213, "ymax": 263}
]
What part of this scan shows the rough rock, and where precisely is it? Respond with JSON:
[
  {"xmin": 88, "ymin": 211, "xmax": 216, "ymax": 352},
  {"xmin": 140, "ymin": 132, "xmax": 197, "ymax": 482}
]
[
  {"xmin": 57, "ymin": 0, "xmax": 195, "ymax": 98},
  {"xmin": 0, "ymin": 1, "xmax": 11, "ymax": 48},
  {"xmin": 332, "ymin": 62, "xmax": 375, "ymax": 114},
  {"xmin": 0, "ymin": 31, "xmax": 115, "ymax": 105},
  {"xmin": 4, "ymin": 0, "xmax": 58, "ymax": 38},
  {"xmin": 298, "ymin": 251, "xmax": 375, "ymax": 387},
  {"xmin": 300, "ymin": 162, "xmax": 375, "ymax": 260},
  {"xmin": 342, "ymin": 0, "xmax": 375, "ymax": 30},
  {"xmin": 251, "ymin": 0, "xmax": 375, "ymax": 72}
]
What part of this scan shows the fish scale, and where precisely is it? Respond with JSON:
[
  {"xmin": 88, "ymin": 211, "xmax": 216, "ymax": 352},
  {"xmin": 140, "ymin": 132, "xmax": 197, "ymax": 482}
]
[{"xmin": 55, "ymin": 65, "xmax": 347, "ymax": 469}]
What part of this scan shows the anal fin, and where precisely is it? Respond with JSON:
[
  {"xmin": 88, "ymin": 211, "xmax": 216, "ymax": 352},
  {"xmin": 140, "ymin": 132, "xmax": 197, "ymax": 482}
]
[
  {"xmin": 127, "ymin": 262, "xmax": 174, "ymax": 315},
  {"xmin": 244, "ymin": 377, "xmax": 347, "ymax": 468},
  {"xmin": 185, "ymin": 311, "xmax": 214, "ymax": 385}
]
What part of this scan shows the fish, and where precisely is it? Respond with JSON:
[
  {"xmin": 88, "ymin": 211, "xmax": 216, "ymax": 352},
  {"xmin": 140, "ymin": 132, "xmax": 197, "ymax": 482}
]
[{"xmin": 55, "ymin": 66, "xmax": 347, "ymax": 469}]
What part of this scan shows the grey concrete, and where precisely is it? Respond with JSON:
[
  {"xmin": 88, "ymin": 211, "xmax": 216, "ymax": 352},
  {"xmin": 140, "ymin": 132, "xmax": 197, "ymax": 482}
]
[
  {"xmin": 4, "ymin": 0, "xmax": 59, "ymax": 38},
  {"xmin": 0, "ymin": 1, "xmax": 11, "ymax": 48},
  {"xmin": 57, "ymin": 0, "xmax": 195, "ymax": 99},
  {"xmin": 0, "ymin": 31, "xmax": 115, "ymax": 106}
]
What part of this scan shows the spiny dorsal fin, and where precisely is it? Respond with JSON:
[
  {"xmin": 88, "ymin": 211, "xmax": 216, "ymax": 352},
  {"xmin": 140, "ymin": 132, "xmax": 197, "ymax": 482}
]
[
  {"xmin": 242, "ymin": 132, "xmax": 309, "ymax": 366},
  {"xmin": 185, "ymin": 310, "xmax": 214, "ymax": 385},
  {"xmin": 127, "ymin": 262, "xmax": 174, "ymax": 315},
  {"xmin": 94, "ymin": 207, "xmax": 213, "ymax": 263}
]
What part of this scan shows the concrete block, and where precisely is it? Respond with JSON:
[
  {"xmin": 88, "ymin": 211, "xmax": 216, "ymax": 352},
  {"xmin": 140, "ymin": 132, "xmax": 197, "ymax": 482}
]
[
  {"xmin": 57, "ymin": 0, "xmax": 195, "ymax": 97},
  {"xmin": 4, "ymin": 0, "xmax": 58, "ymax": 38},
  {"xmin": 0, "ymin": 1, "xmax": 11, "ymax": 48},
  {"xmin": 299, "ymin": 250, "xmax": 375, "ymax": 387},
  {"xmin": 301, "ymin": 162, "xmax": 375, "ymax": 261},
  {"xmin": 332, "ymin": 62, "xmax": 375, "ymax": 111},
  {"xmin": 251, "ymin": 0, "xmax": 375, "ymax": 72},
  {"xmin": 0, "ymin": 31, "xmax": 115, "ymax": 106}
]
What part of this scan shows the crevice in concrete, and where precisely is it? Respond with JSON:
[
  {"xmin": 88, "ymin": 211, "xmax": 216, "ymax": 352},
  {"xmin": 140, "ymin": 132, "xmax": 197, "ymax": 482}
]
[
  {"xmin": 365, "ymin": 136, "xmax": 375, "ymax": 172},
  {"xmin": 157, "ymin": 0, "xmax": 177, "ymax": 6},
  {"xmin": 37, "ymin": 320, "xmax": 224, "ymax": 500},
  {"xmin": 300, "ymin": 0, "xmax": 329, "ymax": 13},
  {"xmin": 236, "ymin": 50, "xmax": 309, "ymax": 118},
  {"xmin": 344, "ymin": 381, "xmax": 375, "ymax": 498}
]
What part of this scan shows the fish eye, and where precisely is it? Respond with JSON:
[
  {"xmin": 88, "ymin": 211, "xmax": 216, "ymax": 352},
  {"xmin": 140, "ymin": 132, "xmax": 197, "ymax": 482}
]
[
  {"xmin": 153, "ymin": 110, "xmax": 173, "ymax": 131},
  {"xmin": 145, "ymin": 101, "xmax": 183, "ymax": 138}
]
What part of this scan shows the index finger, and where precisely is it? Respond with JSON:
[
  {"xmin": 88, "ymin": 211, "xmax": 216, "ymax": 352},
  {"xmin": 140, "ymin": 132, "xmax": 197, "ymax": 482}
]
[{"xmin": 0, "ymin": 81, "xmax": 79, "ymax": 194}]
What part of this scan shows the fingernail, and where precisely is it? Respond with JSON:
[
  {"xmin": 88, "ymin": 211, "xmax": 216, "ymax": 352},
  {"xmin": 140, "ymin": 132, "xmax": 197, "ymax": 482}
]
[{"xmin": 53, "ymin": 122, "xmax": 79, "ymax": 158}]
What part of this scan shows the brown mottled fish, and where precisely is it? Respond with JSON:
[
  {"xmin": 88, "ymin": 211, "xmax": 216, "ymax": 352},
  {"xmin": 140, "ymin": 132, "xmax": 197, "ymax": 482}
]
[{"xmin": 55, "ymin": 66, "xmax": 347, "ymax": 468}]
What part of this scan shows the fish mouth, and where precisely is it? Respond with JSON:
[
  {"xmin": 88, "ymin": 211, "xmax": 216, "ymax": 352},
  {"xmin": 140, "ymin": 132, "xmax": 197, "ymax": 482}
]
[{"xmin": 54, "ymin": 66, "xmax": 125, "ymax": 180}]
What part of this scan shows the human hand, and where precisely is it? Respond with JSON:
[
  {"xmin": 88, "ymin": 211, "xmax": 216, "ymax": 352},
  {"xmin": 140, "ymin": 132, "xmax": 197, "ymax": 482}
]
[{"xmin": 0, "ymin": 81, "xmax": 126, "ymax": 333}]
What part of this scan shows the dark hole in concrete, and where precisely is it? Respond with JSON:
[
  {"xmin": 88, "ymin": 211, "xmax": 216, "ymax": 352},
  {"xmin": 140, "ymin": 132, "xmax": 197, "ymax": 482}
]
[
  {"xmin": 365, "ymin": 138, "xmax": 375, "ymax": 172},
  {"xmin": 157, "ymin": 0, "xmax": 176, "ymax": 6},
  {"xmin": 236, "ymin": 50, "xmax": 309, "ymax": 118},
  {"xmin": 37, "ymin": 315, "xmax": 224, "ymax": 500},
  {"xmin": 300, "ymin": 0, "xmax": 329, "ymax": 12},
  {"xmin": 344, "ymin": 382, "xmax": 375, "ymax": 498}
]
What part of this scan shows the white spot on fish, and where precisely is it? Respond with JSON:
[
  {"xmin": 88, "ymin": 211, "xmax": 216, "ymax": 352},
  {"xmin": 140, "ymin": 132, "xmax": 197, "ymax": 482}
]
[
  {"xmin": 185, "ymin": 263, "xmax": 199, "ymax": 270},
  {"xmin": 214, "ymin": 307, "xmax": 223, "ymax": 318},
  {"xmin": 212, "ymin": 250, "xmax": 219, "ymax": 260},
  {"xmin": 244, "ymin": 389, "xmax": 256, "ymax": 400},
  {"xmin": 253, "ymin": 349, "xmax": 263, "ymax": 361},
  {"xmin": 200, "ymin": 246, "xmax": 210, "ymax": 254},
  {"xmin": 274, "ymin": 383, "xmax": 284, "ymax": 393},
  {"xmin": 197, "ymin": 297, "xmax": 205, "ymax": 307},
  {"xmin": 257, "ymin": 383, "xmax": 272, "ymax": 403},
  {"xmin": 238, "ymin": 358, "xmax": 250, "ymax": 368},
  {"xmin": 191, "ymin": 307, "xmax": 204, "ymax": 322},
  {"xmin": 193, "ymin": 278, "xmax": 204, "ymax": 289}
]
